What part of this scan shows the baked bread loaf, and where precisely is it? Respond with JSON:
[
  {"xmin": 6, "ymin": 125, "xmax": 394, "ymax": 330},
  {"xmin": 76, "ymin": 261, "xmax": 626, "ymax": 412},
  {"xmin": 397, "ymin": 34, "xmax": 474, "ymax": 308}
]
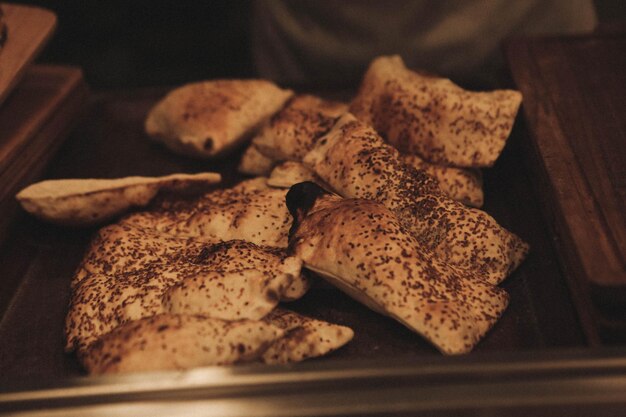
[
  {"xmin": 72, "ymin": 222, "xmax": 207, "ymax": 288},
  {"xmin": 401, "ymin": 154, "xmax": 484, "ymax": 207},
  {"xmin": 350, "ymin": 55, "xmax": 522, "ymax": 167},
  {"xmin": 267, "ymin": 161, "xmax": 318, "ymax": 189},
  {"xmin": 16, "ymin": 172, "xmax": 220, "ymax": 226},
  {"xmin": 303, "ymin": 114, "xmax": 528, "ymax": 285},
  {"xmin": 80, "ymin": 314, "xmax": 284, "ymax": 374},
  {"xmin": 238, "ymin": 144, "xmax": 276, "ymax": 176},
  {"xmin": 286, "ymin": 183, "xmax": 508, "ymax": 355},
  {"xmin": 145, "ymin": 80, "xmax": 293, "ymax": 158},
  {"xmin": 252, "ymin": 94, "xmax": 347, "ymax": 162},
  {"xmin": 261, "ymin": 309, "xmax": 354, "ymax": 364},
  {"xmin": 67, "ymin": 229, "xmax": 305, "ymax": 352},
  {"xmin": 0, "ymin": 6, "xmax": 6, "ymax": 50}
]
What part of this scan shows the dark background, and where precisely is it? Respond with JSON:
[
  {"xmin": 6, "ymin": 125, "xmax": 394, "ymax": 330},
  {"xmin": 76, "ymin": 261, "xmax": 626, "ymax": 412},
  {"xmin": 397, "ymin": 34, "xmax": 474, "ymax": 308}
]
[{"xmin": 16, "ymin": 1, "xmax": 626, "ymax": 90}]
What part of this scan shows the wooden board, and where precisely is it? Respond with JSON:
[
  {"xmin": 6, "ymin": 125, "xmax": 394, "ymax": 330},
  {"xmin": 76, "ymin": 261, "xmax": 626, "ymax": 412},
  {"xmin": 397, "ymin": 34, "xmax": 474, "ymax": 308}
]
[
  {"xmin": 506, "ymin": 34, "xmax": 626, "ymax": 338},
  {"xmin": 0, "ymin": 65, "xmax": 89, "ymax": 243},
  {"xmin": 0, "ymin": 3, "xmax": 57, "ymax": 106}
]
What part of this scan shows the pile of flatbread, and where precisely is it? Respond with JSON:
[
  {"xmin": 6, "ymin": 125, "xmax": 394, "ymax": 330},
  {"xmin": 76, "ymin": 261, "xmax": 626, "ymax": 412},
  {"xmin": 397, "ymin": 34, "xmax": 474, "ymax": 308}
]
[{"xmin": 17, "ymin": 55, "xmax": 527, "ymax": 373}]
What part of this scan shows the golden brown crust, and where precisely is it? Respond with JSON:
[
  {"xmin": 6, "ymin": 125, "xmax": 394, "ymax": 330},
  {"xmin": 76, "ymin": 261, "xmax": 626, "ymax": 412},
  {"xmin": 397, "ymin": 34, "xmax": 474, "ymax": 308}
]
[
  {"xmin": 145, "ymin": 80, "xmax": 293, "ymax": 158},
  {"xmin": 350, "ymin": 55, "xmax": 522, "ymax": 167},
  {"xmin": 287, "ymin": 189, "xmax": 508, "ymax": 355},
  {"xmin": 401, "ymin": 154, "xmax": 484, "ymax": 207},
  {"xmin": 261, "ymin": 309, "xmax": 354, "ymax": 364},
  {"xmin": 15, "ymin": 173, "xmax": 221, "ymax": 226},
  {"xmin": 80, "ymin": 314, "xmax": 284, "ymax": 374},
  {"xmin": 252, "ymin": 94, "xmax": 348, "ymax": 161},
  {"xmin": 267, "ymin": 161, "xmax": 318, "ymax": 189},
  {"xmin": 121, "ymin": 185, "xmax": 293, "ymax": 248},
  {"xmin": 304, "ymin": 114, "xmax": 528, "ymax": 285},
  {"xmin": 238, "ymin": 144, "xmax": 277, "ymax": 176}
]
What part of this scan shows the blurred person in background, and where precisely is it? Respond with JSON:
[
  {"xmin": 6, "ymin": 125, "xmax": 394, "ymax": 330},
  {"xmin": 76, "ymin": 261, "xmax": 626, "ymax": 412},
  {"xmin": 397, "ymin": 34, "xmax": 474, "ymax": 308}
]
[{"xmin": 252, "ymin": 0, "xmax": 597, "ymax": 89}]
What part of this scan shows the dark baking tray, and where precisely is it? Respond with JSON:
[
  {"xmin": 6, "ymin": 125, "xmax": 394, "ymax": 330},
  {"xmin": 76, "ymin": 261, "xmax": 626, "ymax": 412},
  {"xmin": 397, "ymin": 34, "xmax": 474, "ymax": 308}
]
[{"xmin": 0, "ymin": 87, "xmax": 588, "ymax": 382}]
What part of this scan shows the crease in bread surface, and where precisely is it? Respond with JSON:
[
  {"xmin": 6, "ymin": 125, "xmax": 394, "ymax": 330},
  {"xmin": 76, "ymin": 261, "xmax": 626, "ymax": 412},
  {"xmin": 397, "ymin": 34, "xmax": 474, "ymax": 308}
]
[
  {"xmin": 350, "ymin": 55, "xmax": 522, "ymax": 168},
  {"xmin": 286, "ymin": 186, "xmax": 509, "ymax": 355},
  {"xmin": 145, "ymin": 79, "xmax": 293, "ymax": 158},
  {"xmin": 303, "ymin": 114, "xmax": 528, "ymax": 285}
]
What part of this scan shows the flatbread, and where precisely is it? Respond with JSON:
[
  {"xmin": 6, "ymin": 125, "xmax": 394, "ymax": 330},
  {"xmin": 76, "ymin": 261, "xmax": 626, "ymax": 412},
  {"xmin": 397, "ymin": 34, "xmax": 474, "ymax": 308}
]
[
  {"xmin": 401, "ymin": 154, "xmax": 484, "ymax": 207},
  {"xmin": 121, "ymin": 185, "xmax": 293, "ymax": 248},
  {"xmin": 80, "ymin": 314, "xmax": 284, "ymax": 374},
  {"xmin": 252, "ymin": 94, "xmax": 347, "ymax": 161},
  {"xmin": 267, "ymin": 161, "xmax": 318, "ymax": 189},
  {"xmin": 303, "ymin": 114, "xmax": 528, "ymax": 285},
  {"xmin": 15, "ymin": 172, "xmax": 221, "ymax": 226},
  {"xmin": 145, "ymin": 80, "xmax": 293, "ymax": 158},
  {"xmin": 261, "ymin": 308, "xmax": 354, "ymax": 364},
  {"xmin": 238, "ymin": 144, "xmax": 277, "ymax": 176},
  {"xmin": 72, "ymin": 222, "xmax": 207, "ymax": 289},
  {"xmin": 67, "ymin": 231, "xmax": 305, "ymax": 353},
  {"xmin": 350, "ymin": 55, "xmax": 522, "ymax": 167},
  {"xmin": 286, "ymin": 183, "xmax": 509, "ymax": 355}
]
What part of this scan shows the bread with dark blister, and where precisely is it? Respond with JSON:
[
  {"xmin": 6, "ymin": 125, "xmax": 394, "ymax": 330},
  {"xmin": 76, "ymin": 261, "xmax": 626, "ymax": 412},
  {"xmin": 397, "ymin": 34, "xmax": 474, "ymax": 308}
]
[
  {"xmin": 252, "ymin": 94, "xmax": 347, "ymax": 161},
  {"xmin": 286, "ymin": 183, "xmax": 508, "ymax": 355},
  {"xmin": 304, "ymin": 114, "xmax": 528, "ymax": 285}
]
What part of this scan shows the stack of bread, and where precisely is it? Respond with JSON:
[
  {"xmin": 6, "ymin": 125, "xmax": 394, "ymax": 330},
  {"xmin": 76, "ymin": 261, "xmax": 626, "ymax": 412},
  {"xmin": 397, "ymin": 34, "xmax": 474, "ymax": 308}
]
[{"xmin": 17, "ymin": 55, "xmax": 527, "ymax": 374}]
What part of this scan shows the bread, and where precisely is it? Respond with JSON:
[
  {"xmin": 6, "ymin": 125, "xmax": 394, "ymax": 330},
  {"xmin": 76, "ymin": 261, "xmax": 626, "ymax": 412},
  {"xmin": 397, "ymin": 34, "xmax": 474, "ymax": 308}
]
[
  {"xmin": 16, "ymin": 172, "xmax": 220, "ymax": 226},
  {"xmin": 252, "ymin": 94, "xmax": 347, "ymax": 161},
  {"xmin": 162, "ymin": 239, "xmax": 308, "ymax": 308},
  {"xmin": 267, "ymin": 161, "xmax": 318, "ymax": 189},
  {"xmin": 121, "ymin": 185, "xmax": 293, "ymax": 248},
  {"xmin": 238, "ymin": 144, "xmax": 277, "ymax": 176},
  {"xmin": 286, "ymin": 183, "xmax": 509, "ymax": 355},
  {"xmin": 401, "ymin": 154, "xmax": 484, "ymax": 207},
  {"xmin": 261, "ymin": 308, "xmax": 354, "ymax": 364},
  {"xmin": 72, "ymin": 222, "xmax": 207, "ymax": 288},
  {"xmin": 303, "ymin": 114, "xmax": 528, "ymax": 284},
  {"xmin": 67, "ymin": 230, "xmax": 308, "ymax": 352},
  {"xmin": 80, "ymin": 314, "xmax": 284, "ymax": 374},
  {"xmin": 350, "ymin": 55, "xmax": 522, "ymax": 167},
  {"xmin": 145, "ymin": 80, "xmax": 293, "ymax": 158}
]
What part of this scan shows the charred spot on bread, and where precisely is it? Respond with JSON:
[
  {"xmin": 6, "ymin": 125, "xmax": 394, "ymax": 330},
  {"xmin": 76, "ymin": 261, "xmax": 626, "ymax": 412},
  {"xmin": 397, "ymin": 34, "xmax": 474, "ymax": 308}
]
[{"xmin": 286, "ymin": 181, "xmax": 330, "ymax": 241}]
